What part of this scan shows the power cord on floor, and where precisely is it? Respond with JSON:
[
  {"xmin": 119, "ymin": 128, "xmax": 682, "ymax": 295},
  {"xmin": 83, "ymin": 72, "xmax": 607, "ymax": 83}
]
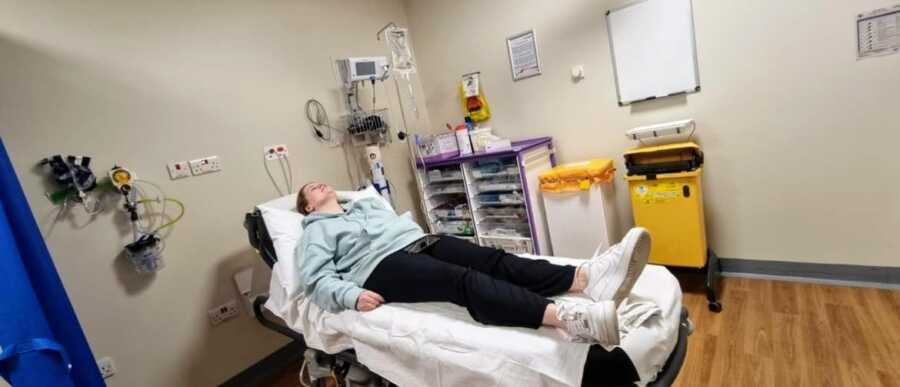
[{"xmin": 298, "ymin": 358, "xmax": 311, "ymax": 387}]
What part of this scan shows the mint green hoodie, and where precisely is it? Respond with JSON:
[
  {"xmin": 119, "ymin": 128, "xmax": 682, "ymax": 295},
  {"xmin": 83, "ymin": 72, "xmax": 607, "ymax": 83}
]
[{"xmin": 296, "ymin": 197, "xmax": 425, "ymax": 313}]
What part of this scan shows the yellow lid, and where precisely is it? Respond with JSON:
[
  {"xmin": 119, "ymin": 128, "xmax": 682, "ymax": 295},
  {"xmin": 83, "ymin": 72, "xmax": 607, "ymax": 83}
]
[{"xmin": 539, "ymin": 159, "xmax": 615, "ymax": 192}]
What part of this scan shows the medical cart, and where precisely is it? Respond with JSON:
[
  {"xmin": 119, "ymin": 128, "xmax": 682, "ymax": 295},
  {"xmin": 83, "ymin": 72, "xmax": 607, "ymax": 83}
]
[
  {"xmin": 539, "ymin": 159, "xmax": 617, "ymax": 258},
  {"xmin": 415, "ymin": 137, "xmax": 555, "ymax": 255},
  {"xmin": 624, "ymin": 142, "xmax": 722, "ymax": 312}
]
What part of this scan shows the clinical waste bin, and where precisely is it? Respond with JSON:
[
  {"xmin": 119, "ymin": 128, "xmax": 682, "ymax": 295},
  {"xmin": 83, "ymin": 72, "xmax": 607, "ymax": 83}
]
[
  {"xmin": 625, "ymin": 141, "xmax": 721, "ymax": 312},
  {"xmin": 624, "ymin": 142, "xmax": 706, "ymax": 268},
  {"xmin": 539, "ymin": 159, "xmax": 616, "ymax": 258}
]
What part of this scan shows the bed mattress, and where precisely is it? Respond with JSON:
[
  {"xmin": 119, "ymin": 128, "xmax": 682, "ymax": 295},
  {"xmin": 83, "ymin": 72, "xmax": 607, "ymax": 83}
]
[{"xmin": 265, "ymin": 255, "xmax": 682, "ymax": 386}]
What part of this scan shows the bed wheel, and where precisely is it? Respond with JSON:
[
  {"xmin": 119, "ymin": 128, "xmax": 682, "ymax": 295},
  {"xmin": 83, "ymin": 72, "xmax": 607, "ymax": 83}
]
[
  {"xmin": 682, "ymin": 315, "xmax": 695, "ymax": 335},
  {"xmin": 707, "ymin": 301, "xmax": 722, "ymax": 313}
]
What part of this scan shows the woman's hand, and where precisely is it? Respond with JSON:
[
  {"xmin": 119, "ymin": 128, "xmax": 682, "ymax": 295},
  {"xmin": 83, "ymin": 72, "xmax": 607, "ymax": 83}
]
[{"xmin": 356, "ymin": 290, "xmax": 385, "ymax": 311}]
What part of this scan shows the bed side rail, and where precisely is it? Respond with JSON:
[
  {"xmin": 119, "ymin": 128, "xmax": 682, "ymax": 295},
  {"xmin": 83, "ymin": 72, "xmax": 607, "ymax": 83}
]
[
  {"xmin": 252, "ymin": 294, "xmax": 305, "ymax": 342},
  {"xmin": 244, "ymin": 210, "xmax": 278, "ymax": 268}
]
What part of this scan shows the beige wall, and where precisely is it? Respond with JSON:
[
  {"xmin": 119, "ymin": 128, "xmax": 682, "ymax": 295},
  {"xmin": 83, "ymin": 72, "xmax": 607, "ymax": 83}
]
[
  {"xmin": 404, "ymin": 0, "xmax": 900, "ymax": 267},
  {"xmin": 0, "ymin": 1, "xmax": 427, "ymax": 386}
]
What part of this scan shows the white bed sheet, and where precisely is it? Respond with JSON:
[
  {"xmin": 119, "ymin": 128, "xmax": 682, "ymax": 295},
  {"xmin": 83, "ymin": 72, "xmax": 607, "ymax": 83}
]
[{"xmin": 265, "ymin": 255, "xmax": 682, "ymax": 387}]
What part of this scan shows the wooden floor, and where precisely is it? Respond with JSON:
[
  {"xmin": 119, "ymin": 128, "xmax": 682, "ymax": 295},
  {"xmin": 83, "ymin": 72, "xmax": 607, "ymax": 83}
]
[
  {"xmin": 269, "ymin": 361, "xmax": 304, "ymax": 387},
  {"xmin": 268, "ymin": 276, "xmax": 900, "ymax": 387},
  {"xmin": 675, "ymin": 275, "xmax": 900, "ymax": 387}
]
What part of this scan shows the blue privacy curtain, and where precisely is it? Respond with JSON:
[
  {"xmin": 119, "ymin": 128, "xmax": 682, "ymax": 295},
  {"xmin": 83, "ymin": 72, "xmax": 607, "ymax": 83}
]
[{"xmin": 0, "ymin": 138, "xmax": 104, "ymax": 387}]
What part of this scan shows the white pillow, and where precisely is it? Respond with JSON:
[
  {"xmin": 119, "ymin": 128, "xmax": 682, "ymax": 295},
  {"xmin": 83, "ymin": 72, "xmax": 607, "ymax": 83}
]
[
  {"xmin": 257, "ymin": 186, "xmax": 392, "ymax": 296},
  {"xmin": 257, "ymin": 195, "xmax": 305, "ymax": 293},
  {"xmin": 337, "ymin": 185, "xmax": 394, "ymax": 213}
]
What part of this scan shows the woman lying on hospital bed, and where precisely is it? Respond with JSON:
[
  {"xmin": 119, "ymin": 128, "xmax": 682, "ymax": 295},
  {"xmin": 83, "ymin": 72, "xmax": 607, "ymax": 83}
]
[{"xmin": 295, "ymin": 182, "xmax": 651, "ymax": 347}]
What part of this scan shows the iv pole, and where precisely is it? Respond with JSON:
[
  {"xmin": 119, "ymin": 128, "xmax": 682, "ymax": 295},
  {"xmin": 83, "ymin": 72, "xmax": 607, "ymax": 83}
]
[{"xmin": 377, "ymin": 22, "xmax": 433, "ymax": 229}]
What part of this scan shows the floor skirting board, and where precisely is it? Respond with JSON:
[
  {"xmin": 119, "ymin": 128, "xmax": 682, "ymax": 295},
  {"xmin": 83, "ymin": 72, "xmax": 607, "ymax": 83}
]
[{"xmin": 719, "ymin": 258, "xmax": 900, "ymax": 289}]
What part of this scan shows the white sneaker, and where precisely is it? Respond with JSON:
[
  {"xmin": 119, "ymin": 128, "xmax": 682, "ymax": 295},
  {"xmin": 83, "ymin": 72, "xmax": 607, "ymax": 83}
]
[
  {"xmin": 556, "ymin": 300, "xmax": 619, "ymax": 346},
  {"xmin": 581, "ymin": 227, "xmax": 651, "ymax": 306}
]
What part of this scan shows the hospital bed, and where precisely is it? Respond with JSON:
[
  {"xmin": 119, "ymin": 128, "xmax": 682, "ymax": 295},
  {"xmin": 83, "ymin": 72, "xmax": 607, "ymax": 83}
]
[{"xmin": 243, "ymin": 192, "xmax": 691, "ymax": 386}]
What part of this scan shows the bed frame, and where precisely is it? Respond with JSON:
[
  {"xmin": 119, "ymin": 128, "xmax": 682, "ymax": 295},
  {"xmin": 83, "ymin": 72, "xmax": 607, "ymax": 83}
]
[{"xmin": 244, "ymin": 210, "xmax": 691, "ymax": 387}]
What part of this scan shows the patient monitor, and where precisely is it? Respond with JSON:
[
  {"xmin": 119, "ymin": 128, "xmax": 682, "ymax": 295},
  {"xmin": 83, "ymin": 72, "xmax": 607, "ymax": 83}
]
[{"xmin": 336, "ymin": 57, "xmax": 389, "ymax": 87}]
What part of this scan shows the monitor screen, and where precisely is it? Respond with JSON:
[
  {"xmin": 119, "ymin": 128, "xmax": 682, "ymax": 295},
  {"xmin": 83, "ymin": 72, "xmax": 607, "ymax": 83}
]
[{"xmin": 355, "ymin": 61, "xmax": 376, "ymax": 77}]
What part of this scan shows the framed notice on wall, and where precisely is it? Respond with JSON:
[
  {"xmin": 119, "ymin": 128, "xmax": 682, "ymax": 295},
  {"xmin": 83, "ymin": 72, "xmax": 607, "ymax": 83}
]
[
  {"xmin": 857, "ymin": 4, "xmax": 900, "ymax": 59},
  {"xmin": 507, "ymin": 29, "xmax": 542, "ymax": 81}
]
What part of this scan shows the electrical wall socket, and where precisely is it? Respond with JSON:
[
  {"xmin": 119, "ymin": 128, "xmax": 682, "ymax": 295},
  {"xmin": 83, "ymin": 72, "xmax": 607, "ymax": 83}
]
[
  {"xmin": 167, "ymin": 161, "xmax": 191, "ymax": 180},
  {"xmin": 264, "ymin": 144, "xmax": 289, "ymax": 160},
  {"xmin": 208, "ymin": 299, "xmax": 240, "ymax": 326},
  {"xmin": 189, "ymin": 156, "xmax": 222, "ymax": 176},
  {"xmin": 97, "ymin": 356, "xmax": 117, "ymax": 379}
]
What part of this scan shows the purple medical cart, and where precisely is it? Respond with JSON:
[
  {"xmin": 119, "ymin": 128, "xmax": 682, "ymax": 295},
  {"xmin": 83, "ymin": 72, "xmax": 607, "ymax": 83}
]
[{"xmin": 415, "ymin": 137, "xmax": 556, "ymax": 255}]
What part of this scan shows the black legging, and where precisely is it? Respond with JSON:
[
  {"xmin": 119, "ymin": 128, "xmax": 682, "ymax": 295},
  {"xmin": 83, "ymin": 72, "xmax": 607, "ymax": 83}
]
[{"xmin": 364, "ymin": 235, "xmax": 576, "ymax": 328}]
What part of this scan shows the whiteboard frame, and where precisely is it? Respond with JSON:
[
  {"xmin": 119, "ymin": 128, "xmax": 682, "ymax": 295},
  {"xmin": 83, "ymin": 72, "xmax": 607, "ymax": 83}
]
[
  {"xmin": 506, "ymin": 29, "xmax": 543, "ymax": 81},
  {"xmin": 606, "ymin": 0, "xmax": 702, "ymax": 106}
]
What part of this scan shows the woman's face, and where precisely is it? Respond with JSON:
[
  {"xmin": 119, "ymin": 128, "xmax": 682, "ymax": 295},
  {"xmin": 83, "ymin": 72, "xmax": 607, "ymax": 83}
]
[{"xmin": 301, "ymin": 182, "xmax": 335, "ymax": 213}]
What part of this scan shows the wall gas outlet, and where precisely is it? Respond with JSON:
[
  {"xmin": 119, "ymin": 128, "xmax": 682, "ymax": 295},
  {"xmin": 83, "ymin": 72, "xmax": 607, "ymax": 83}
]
[
  {"xmin": 208, "ymin": 299, "xmax": 240, "ymax": 326},
  {"xmin": 167, "ymin": 161, "xmax": 191, "ymax": 180},
  {"xmin": 189, "ymin": 156, "xmax": 222, "ymax": 176},
  {"xmin": 264, "ymin": 144, "xmax": 289, "ymax": 160},
  {"xmin": 97, "ymin": 356, "xmax": 117, "ymax": 379}
]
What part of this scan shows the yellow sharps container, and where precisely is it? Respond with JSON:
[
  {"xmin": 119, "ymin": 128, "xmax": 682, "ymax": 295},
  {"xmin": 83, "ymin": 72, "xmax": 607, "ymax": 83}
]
[{"xmin": 624, "ymin": 142, "xmax": 706, "ymax": 268}]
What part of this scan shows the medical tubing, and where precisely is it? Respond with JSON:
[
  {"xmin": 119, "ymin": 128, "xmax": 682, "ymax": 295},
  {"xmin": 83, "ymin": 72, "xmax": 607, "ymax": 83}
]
[
  {"xmin": 408, "ymin": 80, "xmax": 419, "ymax": 118},
  {"xmin": 131, "ymin": 184, "xmax": 157, "ymax": 233},
  {"xmin": 393, "ymin": 76, "xmax": 410, "ymax": 141},
  {"xmin": 283, "ymin": 155, "xmax": 294, "ymax": 194},
  {"xmin": 134, "ymin": 179, "xmax": 169, "ymax": 230},
  {"xmin": 264, "ymin": 155, "xmax": 286, "ymax": 196},
  {"xmin": 153, "ymin": 198, "xmax": 184, "ymax": 233},
  {"xmin": 134, "ymin": 179, "xmax": 168, "ymax": 202},
  {"xmin": 392, "ymin": 75, "xmax": 430, "ymax": 227},
  {"xmin": 64, "ymin": 161, "xmax": 101, "ymax": 215},
  {"xmin": 340, "ymin": 140, "xmax": 359, "ymax": 188},
  {"xmin": 135, "ymin": 197, "xmax": 185, "ymax": 234},
  {"xmin": 129, "ymin": 185, "xmax": 149, "ymax": 233},
  {"xmin": 277, "ymin": 156, "xmax": 292, "ymax": 194}
]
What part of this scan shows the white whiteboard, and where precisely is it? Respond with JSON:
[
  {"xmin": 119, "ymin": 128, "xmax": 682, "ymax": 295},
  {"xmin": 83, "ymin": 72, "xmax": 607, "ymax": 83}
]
[{"xmin": 607, "ymin": 0, "xmax": 700, "ymax": 105}]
